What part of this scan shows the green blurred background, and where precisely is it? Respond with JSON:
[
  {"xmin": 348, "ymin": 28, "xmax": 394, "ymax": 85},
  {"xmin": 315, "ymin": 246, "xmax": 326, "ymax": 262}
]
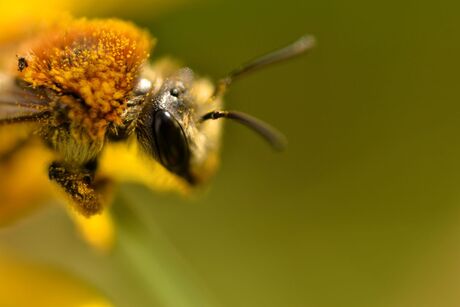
[{"xmin": 2, "ymin": 0, "xmax": 460, "ymax": 306}]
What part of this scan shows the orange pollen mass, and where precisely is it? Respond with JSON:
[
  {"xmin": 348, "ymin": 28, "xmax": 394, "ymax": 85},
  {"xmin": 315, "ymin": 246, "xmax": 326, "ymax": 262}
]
[{"xmin": 17, "ymin": 17, "xmax": 154, "ymax": 139}]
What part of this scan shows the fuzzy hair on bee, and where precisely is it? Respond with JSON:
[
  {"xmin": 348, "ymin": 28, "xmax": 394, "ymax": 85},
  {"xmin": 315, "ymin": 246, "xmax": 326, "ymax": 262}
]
[{"xmin": 0, "ymin": 16, "xmax": 315, "ymax": 217}]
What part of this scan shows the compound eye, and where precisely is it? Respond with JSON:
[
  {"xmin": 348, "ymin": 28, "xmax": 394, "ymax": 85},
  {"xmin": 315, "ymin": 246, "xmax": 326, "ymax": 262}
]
[{"xmin": 152, "ymin": 110, "xmax": 190, "ymax": 174}]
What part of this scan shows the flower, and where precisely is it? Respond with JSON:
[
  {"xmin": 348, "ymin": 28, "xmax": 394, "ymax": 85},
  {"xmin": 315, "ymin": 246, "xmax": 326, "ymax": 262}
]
[{"xmin": 0, "ymin": 252, "xmax": 112, "ymax": 307}]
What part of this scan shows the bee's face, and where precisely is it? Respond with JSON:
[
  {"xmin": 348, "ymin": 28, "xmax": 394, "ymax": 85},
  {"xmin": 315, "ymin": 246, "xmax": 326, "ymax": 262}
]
[{"xmin": 135, "ymin": 69, "xmax": 221, "ymax": 184}]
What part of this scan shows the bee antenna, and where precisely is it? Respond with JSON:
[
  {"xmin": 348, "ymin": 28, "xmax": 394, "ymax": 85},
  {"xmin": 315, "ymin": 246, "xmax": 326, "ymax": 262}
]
[
  {"xmin": 212, "ymin": 34, "xmax": 316, "ymax": 99},
  {"xmin": 200, "ymin": 110, "xmax": 287, "ymax": 151}
]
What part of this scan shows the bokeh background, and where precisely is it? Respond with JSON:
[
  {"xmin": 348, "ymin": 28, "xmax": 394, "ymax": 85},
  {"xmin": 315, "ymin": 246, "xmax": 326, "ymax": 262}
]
[{"xmin": 1, "ymin": 0, "xmax": 460, "ymax": 306}]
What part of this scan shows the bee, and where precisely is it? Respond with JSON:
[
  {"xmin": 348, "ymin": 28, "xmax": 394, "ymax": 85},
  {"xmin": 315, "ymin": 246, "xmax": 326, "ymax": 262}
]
[{"xmin": 0, "ymin": 17, "xmax": 314, "ymax": 217}]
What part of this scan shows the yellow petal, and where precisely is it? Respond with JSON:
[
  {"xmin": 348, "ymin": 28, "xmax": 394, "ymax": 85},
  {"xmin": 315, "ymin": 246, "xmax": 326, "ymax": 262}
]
[
  {"xmin": 100, "ymin": 138, "xmax": 190, "ymax": 194},
  {"xmin": 0, "ymin": 130, "xmax": 54, "ymax": 226},
  {"xmin": 0, "ymin": 1, "xmax": 74, "ymax": 44},
  {"xmin": 68, "ymin": 208, "xmax": 116, "ymax": 253},
  {"xmin": 0, "ymin": 252, "xmax": 112, "ymax": 307}
]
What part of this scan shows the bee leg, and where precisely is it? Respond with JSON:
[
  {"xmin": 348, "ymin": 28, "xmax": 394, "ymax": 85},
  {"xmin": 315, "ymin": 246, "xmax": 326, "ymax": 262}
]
[{"xmin": 48, "ymin": 161, "xmax": 105, "ymax": 217}]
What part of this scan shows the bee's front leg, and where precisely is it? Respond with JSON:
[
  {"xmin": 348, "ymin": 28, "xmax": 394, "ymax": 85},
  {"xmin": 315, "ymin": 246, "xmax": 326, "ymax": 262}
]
[{"xmin": 48, "ymin": 161, "xmax": 111, "ymax": 217}]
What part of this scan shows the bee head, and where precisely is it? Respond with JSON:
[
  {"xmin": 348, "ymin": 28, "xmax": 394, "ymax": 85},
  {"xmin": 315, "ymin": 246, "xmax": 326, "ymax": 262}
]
[
  {"xmin": 136, "ymin": 69, "xmax": 220, "ymax": 185},
  {"xmin": 135, "ymin": 67, "xmax": 286, "ymax": 186},
  {"xmin": 135, "ymin": 35, "xmax": 314, "ymax": 185}
]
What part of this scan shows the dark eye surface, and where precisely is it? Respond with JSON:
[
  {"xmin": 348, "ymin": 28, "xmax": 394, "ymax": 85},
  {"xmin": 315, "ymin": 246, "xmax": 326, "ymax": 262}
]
[{"xmin": 152, "ymin": 110, "xmax": 190, "ymax": 174}]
